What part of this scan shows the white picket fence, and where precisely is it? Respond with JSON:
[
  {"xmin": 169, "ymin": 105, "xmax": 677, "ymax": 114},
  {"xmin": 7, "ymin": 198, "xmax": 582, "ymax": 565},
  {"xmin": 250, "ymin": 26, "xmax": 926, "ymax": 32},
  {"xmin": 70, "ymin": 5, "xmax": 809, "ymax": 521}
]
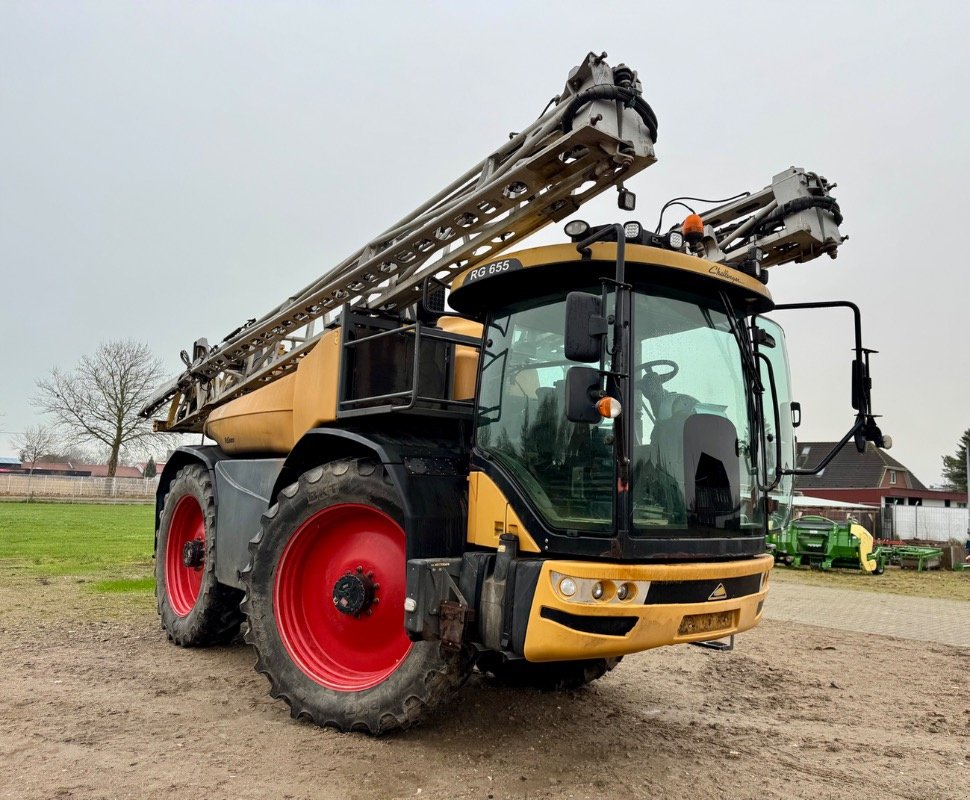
[
  {"xmin": 0, "ymin": 472, "xmax": 159, "ymax": 503},
  {"xmin": 887, "ymin": 505, "xmax": 969, "ymax": 542}
]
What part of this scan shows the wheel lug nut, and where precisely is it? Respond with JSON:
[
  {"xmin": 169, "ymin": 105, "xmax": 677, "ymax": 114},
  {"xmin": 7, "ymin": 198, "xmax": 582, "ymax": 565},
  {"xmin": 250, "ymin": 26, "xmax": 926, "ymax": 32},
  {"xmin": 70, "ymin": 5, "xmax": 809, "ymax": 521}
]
[
  {"xmin": 373, "ymin": 582, "xmax": 380, "ymax": 590},
  {"xmin": 372, "ymin": 597, "xmax": 380, "ymax": 605},
  {"xmin": 356, "ymin": 565, "xmax": 363, "ymax": 573}
]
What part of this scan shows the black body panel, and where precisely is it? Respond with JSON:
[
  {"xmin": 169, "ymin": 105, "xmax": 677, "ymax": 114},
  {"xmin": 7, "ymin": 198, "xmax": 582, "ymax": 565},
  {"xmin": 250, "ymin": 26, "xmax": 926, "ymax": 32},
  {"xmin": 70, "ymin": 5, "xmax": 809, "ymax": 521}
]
[
  {"xmin": 644, "ymin": 573, "xmax": 762, "ymax": 605},
  {"xmin": 273, "ymin": 422, "xmax": 470, "ymax": 560}
]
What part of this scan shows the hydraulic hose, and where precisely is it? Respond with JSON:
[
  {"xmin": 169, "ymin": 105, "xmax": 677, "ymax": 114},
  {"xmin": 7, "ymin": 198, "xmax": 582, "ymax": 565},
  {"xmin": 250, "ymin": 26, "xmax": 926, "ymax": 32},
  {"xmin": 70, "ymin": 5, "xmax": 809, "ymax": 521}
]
[
  {"xmin": 755, "ymin": 195, "xmax": 843, "ymax": 233},
  {"xmin": 560, "ymin": 85, "xmax": 658, "ymax": 143}
]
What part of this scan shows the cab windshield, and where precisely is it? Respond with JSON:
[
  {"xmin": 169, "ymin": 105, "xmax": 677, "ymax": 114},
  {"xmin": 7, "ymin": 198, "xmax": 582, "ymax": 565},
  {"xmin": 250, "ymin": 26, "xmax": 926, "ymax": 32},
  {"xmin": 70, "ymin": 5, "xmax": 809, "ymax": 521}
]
[
  {"xmin": 476, "ymin": 288, "xmax": 765, "ymax": 536},
  {"xmin": 631, "ymin": 291, "xmax": 762, "ymax": 534}
]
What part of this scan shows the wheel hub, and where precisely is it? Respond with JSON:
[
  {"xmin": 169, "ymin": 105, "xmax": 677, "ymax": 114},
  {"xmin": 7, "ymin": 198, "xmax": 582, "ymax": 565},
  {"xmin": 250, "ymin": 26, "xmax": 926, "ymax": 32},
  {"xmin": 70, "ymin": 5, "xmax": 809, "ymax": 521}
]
[
  {"xmin": 332, "ymin": 566, "xmax": 379, "ymax": 617},
  {"xmin": 182, "ymin": 539, "xmax": 205, "ymax": 569}
]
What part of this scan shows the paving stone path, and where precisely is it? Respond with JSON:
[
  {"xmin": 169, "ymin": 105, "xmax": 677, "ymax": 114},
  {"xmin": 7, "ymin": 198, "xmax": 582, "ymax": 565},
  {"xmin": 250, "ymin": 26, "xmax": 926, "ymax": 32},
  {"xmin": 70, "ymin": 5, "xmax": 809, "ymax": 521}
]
[{"xmin": 763, "ymin": 581, "xmax": 969, "ymax": 648}]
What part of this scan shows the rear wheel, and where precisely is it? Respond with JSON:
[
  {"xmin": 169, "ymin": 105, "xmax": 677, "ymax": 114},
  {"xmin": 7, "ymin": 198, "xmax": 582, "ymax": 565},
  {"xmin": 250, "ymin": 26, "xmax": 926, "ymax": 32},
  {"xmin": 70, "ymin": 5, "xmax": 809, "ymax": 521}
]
[
  {"xmin": 242, "ymin": 458, "xmax": 469, "ymax": 733},
  {"xmin": 478, "ymin": 654, "xmax": 621, "ymax": 691},
  {"xmin": 155, "ymin": 464, "xmax": 244, "ymax": 646}
]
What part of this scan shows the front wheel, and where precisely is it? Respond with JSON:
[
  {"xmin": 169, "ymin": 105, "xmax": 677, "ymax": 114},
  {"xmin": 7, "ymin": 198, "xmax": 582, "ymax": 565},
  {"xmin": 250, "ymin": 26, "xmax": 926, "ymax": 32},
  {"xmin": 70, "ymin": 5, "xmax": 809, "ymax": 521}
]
[{"xmin": 242, "ymin": 459, "xmax": 469, "ymax": 733}]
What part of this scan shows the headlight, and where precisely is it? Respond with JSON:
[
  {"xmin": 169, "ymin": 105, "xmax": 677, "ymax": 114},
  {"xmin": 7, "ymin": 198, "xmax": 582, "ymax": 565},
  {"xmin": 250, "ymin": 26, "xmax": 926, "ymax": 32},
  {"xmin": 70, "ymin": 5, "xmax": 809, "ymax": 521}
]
[
  {"xmin": 564, "ymin": 219, "xmax": 590, "ymax": 239},
  {"xmin": 617, "ymin": 582, "xmax": 638, "ymax": 601},
  {"xmin": 551, "ymin": 572, "xmax": 650, "ymax": 604}
]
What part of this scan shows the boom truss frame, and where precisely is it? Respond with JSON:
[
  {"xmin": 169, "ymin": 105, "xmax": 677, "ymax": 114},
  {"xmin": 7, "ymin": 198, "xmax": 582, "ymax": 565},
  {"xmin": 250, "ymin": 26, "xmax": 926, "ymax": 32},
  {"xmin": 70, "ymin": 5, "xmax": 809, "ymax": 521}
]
[{"xmin": 143, "ymin": 52, "xmax": 658, "ymax": 432}]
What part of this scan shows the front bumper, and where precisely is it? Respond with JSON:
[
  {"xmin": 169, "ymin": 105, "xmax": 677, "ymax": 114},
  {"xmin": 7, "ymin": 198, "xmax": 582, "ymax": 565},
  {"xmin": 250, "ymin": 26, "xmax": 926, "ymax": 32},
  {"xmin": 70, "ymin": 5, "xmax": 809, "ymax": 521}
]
[{"xmin": 522, "ymin": 554, "xmax": 773, "ymax": 661}]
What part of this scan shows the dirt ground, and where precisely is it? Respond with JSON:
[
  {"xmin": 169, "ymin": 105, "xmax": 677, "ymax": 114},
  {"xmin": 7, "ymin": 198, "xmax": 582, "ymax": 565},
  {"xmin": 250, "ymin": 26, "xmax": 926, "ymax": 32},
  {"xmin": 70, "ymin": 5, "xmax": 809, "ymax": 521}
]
[{"xmin": 1, "ymin": 575, "xmax": 968, "ymax": 800}]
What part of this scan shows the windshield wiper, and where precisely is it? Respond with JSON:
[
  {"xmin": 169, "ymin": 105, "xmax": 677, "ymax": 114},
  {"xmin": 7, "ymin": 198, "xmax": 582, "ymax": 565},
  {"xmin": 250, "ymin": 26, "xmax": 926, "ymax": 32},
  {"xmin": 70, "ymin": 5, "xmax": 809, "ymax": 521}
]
[{"xmin": 717, "ymin": 291, "xmax": 763, "ymax": 394}]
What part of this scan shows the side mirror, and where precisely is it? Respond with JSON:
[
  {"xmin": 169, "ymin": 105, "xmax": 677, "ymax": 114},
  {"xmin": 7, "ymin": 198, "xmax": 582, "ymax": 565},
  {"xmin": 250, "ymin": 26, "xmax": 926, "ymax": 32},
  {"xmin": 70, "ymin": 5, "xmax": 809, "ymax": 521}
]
[
  {"xmin": 753, "ymin": 326, "xmax": 776, "ymax": 348},
  {"xmin": 564, "ymin": 292, "xmax": 608, "ymax": 362},
  {"xmin": 565, "ymin": 366, "xmax": 602, "ymax": 423},
  {"xmin": 851, "ymin": 359, "xmax": 865, "ymax": 411}
]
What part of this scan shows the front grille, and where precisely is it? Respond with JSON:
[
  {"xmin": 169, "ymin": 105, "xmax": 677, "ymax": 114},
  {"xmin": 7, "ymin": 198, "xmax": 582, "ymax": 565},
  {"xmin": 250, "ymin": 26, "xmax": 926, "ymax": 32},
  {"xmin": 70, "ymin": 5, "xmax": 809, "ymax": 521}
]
[{"xmin": 644, "ymin": 573, "xmax": 761, "ymax": 605}]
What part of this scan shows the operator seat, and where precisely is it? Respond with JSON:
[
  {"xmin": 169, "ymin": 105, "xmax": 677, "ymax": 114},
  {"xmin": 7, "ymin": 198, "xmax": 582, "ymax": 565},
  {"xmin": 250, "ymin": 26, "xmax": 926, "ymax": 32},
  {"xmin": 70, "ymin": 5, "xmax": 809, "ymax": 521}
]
[{"xmin": 638, "ymin": 400, "xmax": 741, "ymax": 530}]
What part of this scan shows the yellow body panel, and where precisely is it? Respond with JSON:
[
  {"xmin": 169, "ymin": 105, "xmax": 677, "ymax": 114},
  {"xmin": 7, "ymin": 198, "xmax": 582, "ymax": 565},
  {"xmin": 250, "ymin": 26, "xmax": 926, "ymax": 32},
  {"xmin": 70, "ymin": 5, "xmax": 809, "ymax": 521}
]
[
  {"xmin": 850, "ymin": 523, "xmax": 877, "ymax": 573},
  {"xmin": 291, "ymin": 329, "xmax": 342, "ymax": 435},
  {"xmin": 204, "ymin": 373, "xmax": 297, "ymax": 454},
  {"xmin": 204, "ymin": 329, "xmax": 343, "ymax": 454},
  {"xmin": 523, "ymin": 555, "xmax": 773, "ymax": 661},
  {"xmin": 467, "ymin": 471, "xmax": 541, "ymax": 553}
]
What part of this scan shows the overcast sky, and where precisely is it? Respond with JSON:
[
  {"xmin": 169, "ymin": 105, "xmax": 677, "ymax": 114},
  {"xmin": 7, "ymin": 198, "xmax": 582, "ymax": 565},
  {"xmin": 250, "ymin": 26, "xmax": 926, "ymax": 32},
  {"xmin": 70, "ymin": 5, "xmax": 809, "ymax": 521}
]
[{"xmin": 1, "ymin": 1, "xmax": 968, "ymax": 485}]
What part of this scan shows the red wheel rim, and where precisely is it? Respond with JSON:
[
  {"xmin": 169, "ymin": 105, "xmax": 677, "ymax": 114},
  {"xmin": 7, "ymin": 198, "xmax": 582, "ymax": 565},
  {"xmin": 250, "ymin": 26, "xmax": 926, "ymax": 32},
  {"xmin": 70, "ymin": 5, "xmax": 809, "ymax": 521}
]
[
  {"xmin": 165, "ymin": 495, "xmax": 205, "ymax": 616},
  {"xmin": 273, "ymin": 504, "xmax": 413, "ymax": 692}
]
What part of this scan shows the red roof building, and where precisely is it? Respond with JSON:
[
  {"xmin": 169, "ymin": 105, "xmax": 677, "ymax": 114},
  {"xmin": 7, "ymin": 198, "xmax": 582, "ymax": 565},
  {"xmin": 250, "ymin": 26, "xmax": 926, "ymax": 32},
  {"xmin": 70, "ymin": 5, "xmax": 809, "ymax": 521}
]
[
  {"xmin": 794, "ymin": 442, "xmax": 967, "ymax": 509},
  {"xmin": 20, "ymin": 462, "xmax": 146, "ymax": 479}
]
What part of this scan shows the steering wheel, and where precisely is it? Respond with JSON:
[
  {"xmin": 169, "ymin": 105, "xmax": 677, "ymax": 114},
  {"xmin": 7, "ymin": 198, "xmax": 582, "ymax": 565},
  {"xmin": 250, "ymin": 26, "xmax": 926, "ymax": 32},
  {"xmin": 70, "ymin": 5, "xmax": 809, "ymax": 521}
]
[{"xmin": 639, "ymin": 359, "xmax": 679, "ymax": 384}]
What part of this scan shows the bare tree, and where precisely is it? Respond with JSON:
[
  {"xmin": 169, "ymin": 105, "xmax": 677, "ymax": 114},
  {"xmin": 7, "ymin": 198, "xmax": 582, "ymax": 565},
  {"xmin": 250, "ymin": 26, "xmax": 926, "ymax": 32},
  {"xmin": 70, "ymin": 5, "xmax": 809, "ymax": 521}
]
[
  {"xmin": 34, "ymin": 442, "xmax": 95, "ymax": 465},
  {"xmin": 35, "ymin": 340, "xmax": 172, "ymax": 478},
  {"xmin": 10, "ymin": 424, "xmax": 58, "ymax": 500}
]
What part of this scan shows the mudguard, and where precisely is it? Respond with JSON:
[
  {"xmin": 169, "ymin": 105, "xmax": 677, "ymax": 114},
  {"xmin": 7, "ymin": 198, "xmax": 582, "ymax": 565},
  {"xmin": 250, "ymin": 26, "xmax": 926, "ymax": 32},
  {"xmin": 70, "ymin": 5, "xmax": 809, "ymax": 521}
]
[{"xmin": 275, "ymin": 428, "xmax": 469, "ymax": 561}]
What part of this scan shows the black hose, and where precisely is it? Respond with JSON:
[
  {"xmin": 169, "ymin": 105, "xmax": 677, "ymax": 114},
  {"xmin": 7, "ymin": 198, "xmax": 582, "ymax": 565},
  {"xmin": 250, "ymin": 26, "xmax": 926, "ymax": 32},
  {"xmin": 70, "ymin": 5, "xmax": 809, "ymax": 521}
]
[
  {"xmin": 561, "ymin": 85, "xmax": 658, "ymax": 143},
  {"xmin": 756, "ymin": 196, "xmax": 843, "ymax": 233}
]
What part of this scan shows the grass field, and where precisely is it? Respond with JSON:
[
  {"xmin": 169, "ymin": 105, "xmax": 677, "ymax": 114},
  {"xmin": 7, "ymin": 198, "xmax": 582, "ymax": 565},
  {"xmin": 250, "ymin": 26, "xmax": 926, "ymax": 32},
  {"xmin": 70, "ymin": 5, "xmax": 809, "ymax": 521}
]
[
  {"xmin": 0, "ymin": 503, "xmax": 155, "ymax": 590},
  {"xmin": 2, "ymin": 502, "xmax": 968, "ymax": 602}
]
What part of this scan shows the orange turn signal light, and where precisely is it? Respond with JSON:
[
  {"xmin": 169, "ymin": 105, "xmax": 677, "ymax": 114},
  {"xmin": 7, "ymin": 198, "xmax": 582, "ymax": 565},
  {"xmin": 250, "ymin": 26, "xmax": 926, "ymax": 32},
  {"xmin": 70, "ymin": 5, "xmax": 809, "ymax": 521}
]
[{"xmin": 596, "ymin": 396, "xmax": 622, "ymax": 419}]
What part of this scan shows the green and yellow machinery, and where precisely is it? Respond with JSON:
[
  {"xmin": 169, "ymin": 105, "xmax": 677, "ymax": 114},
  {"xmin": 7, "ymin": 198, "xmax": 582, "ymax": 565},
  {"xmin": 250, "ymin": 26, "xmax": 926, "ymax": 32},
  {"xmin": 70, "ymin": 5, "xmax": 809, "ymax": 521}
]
[
  {"xmin": 140, "ymin": 53, "xmax": 890, "ymax": 733},
  {"xmin": 769, "ymin": 515, "xmax": 887, "ymax": 573}
]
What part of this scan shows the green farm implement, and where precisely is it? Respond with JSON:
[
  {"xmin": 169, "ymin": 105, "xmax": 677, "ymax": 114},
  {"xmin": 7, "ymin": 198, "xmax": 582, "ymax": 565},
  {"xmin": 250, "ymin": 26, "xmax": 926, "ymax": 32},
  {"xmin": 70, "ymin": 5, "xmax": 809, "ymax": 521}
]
[
  {"xmin": 887, "ymin": 545, "xmax": 943, "ymax": 572},
  {"xmin": 768, "ymin": 515, "xmax": 886, "ymax": 574}
]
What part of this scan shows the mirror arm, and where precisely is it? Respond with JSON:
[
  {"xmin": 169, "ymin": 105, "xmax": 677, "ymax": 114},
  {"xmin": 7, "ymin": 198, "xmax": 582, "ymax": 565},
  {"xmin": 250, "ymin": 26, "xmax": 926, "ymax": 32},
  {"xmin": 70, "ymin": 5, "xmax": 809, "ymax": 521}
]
[
  {"xmin": 771, "ymin": 300, "xmax": 869, "ymax": 414},
  {"xmin": 781, "ymin": 416, "xmax": 866, "ymax": 477},
  {"xmin": 575, "ymin": 223, "xmax": 621, "ymax": 259}
]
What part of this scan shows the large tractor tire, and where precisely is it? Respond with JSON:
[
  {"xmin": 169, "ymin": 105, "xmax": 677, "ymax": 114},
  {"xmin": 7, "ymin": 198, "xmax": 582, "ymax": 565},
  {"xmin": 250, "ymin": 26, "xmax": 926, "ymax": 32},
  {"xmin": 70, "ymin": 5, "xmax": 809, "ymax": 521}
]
[
  {"xmin": 478, "ymin": 654, "xmax": 621, "ymax": 691},
  {"xmin": 155, "ymin": 464, "xmax": 244, "ymax": 646},
  {"xmin": 241, "ymin": 458, "xmax": 470, "ymax": 734}
]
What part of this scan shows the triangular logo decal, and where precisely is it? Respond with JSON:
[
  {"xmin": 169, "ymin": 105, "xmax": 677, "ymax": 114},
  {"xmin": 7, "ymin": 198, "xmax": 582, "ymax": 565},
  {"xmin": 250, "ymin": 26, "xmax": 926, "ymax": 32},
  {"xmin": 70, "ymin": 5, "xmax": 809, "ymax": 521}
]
[{"xmin": 708, "ymin": 583, "xmax": 727, "ymax": 601}]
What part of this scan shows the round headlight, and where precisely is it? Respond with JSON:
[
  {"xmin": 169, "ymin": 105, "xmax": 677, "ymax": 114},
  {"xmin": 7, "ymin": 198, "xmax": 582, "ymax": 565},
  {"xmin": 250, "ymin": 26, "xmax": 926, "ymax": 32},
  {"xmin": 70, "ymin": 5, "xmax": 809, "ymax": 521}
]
[
  {"xmin": 564, "ymin": 220, "xmax": 590, "ymax": 238},
  {"xmin": 559, "ymin": 577, "xmax": 578, "ymax": 597},
  {"xmin": 591, "ymin": 582, "xmax": 604, "ymax": 600}
]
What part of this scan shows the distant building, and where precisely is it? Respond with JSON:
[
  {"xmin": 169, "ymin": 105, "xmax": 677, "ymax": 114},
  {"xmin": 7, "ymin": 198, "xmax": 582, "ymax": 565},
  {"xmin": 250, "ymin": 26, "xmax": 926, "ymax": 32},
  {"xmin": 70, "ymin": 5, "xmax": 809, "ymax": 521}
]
[
  {"xmin": 794, "ymin": 441, "xmax": 967, "ymax": 509},
  {"xmin": 136, "ymin": 461, "xmax": 166, "ymax": 477},
  {"xmin": 18, "ymin": 462, "xmax": 145, "ymax": 479},
  {"xmin": 0, "ymin": 456, "xmax": 22, "ymax": 472}
]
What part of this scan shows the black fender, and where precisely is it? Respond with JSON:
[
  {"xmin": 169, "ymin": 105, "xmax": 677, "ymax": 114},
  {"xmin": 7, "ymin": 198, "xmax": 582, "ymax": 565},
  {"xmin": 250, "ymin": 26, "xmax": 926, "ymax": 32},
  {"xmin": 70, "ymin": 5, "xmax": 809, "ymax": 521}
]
[
  {"xmin": 155, "ymin": 445, "xmax": 224, "ymax": 540},
  {"xmin": 274, "ymin": 428, "xmax": 469, "ymax": 560}
]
